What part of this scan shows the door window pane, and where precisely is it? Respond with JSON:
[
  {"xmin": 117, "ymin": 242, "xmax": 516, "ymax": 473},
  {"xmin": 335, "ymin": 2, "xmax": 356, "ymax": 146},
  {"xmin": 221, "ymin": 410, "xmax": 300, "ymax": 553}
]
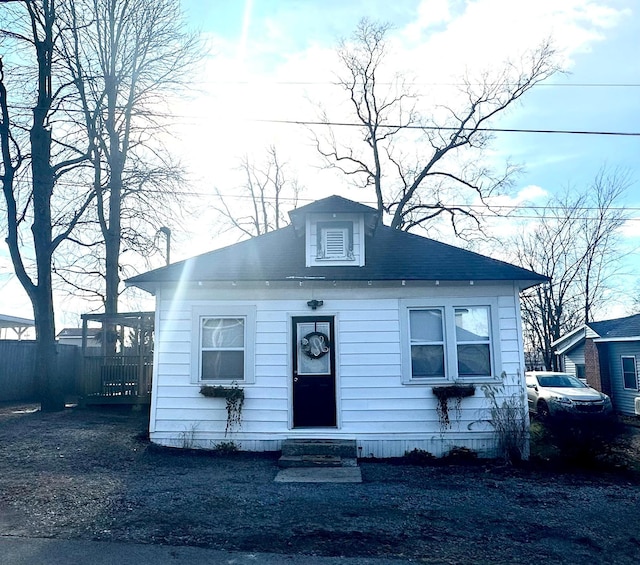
[{"xmin": 297, "ymin": 322, "xmax": 330, "ymax": 375}]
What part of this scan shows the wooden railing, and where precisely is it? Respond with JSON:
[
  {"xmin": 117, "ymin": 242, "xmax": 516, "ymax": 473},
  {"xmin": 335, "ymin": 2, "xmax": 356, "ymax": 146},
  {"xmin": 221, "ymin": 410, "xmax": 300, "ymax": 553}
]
[{"xmin": 82, "ymin": 354, "xmax": 152, "ymax": 404}]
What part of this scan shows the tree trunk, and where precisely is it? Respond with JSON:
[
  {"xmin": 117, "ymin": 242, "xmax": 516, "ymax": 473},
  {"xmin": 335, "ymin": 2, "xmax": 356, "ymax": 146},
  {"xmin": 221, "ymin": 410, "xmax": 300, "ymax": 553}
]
[
  {"xmin": 33, "ymin": 285, "xmax": 62, "ymax": 412},
  {"xmin": 31, "ymin": 109, "xmax": 64, "ymax": 412}
]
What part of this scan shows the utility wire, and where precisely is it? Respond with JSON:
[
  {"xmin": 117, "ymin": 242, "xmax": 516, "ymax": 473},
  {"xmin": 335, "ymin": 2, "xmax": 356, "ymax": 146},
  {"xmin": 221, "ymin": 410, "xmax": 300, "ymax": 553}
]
[
  {"xmin": 199, "ymin": 191, "xmax": 640, "ymax": 212},
  {"xmin": 199, "ymin": 192, "xmax": 640, "ymax": 221},
  {"xmin": 186, "ymin": 80, "xmax": 640, "ymax": 88},
  {"xmin": 6, "ymin": 107, "xmax": 640, "ymax": 137},
  {"xmin": 253, "ymin": 118, "xmax": 640, "ymax": 137}
]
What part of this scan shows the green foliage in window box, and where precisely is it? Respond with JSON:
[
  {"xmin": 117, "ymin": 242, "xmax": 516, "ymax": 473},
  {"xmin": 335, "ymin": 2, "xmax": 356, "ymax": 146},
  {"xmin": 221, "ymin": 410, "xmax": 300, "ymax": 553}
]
[
  {"xmin": 199, "ymin": 385, "xmax": 244, "ymax": 435},
  {"xmin": 432, "ymin": 384, "xmax": 475, "ymax": 429}
]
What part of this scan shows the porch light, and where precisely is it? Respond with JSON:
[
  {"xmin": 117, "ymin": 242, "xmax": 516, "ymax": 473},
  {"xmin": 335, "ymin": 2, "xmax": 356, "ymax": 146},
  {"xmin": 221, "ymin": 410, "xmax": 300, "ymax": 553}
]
[{"xmin": 307, "ymin": 299, "xmax": 324, "ymax": 310}]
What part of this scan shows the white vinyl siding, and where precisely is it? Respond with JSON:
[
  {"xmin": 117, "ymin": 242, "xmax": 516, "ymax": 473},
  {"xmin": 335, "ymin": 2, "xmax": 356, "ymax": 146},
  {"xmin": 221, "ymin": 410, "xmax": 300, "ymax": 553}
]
[
  {"xmin": 562, "ymin": 344, "xmax": 585, "ymax": 378},
  {"xmin": 605, "ymin": 342, "xmax": 640, "ymax": 415},
  {"xmin": 149, "ymin": 285, "xmax": 524, "ymax": 457}
]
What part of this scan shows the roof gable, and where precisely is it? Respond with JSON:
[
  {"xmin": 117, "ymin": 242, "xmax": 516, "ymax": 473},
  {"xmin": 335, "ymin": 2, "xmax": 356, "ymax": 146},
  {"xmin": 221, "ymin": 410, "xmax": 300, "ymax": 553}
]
[
  {"xmin": 289, "ymin": 195, "xmax": 378, "ymax": 218},
  {"xmin": 288, "ymin": 195, "xmax": 379, "ymax": 237},
  {"xmin": 555, "ymin": 312, "xmax": 640, "ymax": 354}
]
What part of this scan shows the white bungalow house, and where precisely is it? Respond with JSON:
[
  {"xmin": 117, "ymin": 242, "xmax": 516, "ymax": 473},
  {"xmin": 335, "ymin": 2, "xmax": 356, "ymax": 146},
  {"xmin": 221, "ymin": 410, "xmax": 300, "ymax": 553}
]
[{"xmin": 127, "ymin": 196, "xmax": 547, "ymax": 458}]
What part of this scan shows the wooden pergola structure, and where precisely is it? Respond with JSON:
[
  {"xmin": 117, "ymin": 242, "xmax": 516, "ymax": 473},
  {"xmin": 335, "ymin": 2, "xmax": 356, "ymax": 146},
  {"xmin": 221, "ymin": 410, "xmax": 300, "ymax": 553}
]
[{"xmin": 80, "ymin": 312, "xmax": 154, "ymax": 405}]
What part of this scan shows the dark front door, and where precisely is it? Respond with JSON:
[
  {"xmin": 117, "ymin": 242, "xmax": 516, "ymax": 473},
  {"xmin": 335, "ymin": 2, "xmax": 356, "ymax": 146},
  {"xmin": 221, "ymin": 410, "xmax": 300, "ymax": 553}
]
[{"xmin": 292, "ymin": 316, "xmax": 336, "ymax": 427}]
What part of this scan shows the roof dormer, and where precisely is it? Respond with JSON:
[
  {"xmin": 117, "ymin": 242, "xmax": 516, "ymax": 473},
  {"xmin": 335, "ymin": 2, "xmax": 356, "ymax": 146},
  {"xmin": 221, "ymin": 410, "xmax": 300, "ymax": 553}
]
[{"xmin": 288, "ymin": 196, "xmax": 379, "ymax": 268}]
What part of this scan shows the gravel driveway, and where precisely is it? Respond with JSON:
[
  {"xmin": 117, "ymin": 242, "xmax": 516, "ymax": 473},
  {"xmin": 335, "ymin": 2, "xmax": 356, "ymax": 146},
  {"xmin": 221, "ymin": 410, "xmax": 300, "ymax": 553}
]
[{"xmin": 0, "ymin": 404, "xmax": 639, "ymax": 564}]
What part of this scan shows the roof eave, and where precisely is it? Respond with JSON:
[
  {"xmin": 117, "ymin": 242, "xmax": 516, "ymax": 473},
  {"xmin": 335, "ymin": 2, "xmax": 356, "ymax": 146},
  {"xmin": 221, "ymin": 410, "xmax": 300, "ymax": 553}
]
[{"xmin": 594, "ymin": 336, "xmax": 640, "ymax": 343}]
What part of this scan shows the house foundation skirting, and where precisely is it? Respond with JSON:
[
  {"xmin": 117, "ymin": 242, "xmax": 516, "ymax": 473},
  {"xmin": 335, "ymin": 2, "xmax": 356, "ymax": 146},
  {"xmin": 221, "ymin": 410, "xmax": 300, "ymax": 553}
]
[{"xmin": 149, "ymin": 432, "xmax": 505, "ymax": 459}]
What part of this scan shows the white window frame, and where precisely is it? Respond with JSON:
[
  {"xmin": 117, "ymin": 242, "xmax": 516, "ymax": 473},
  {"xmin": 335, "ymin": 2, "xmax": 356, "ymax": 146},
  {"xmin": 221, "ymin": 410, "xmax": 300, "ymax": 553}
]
[
  {"xmin": 408, "ymin": 308, "xmax": 446, "ymax": 380},
  {"xmin": 315, "ymin": 221, "xmax": 354, "ymax": 261},
  {"xmin": 621, "ymin": 356, "xmax": 638, "ymax": 391},
  {"xmin": 191, "ymin": 305, "xmax": 256, "ymax": 384},
  {"xmin": 400, "ymin": 298, "xmax": 500, "ymax": 384},
  {"xmin": 454, "ymin": 306, "xmax": 493, "ymax": 380}
]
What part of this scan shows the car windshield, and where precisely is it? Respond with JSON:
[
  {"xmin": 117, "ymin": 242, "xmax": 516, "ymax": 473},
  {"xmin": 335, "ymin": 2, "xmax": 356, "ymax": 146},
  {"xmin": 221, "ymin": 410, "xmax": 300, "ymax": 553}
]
[{"xmin": 537, "ymin": 375, "xmax": 586, "ymax": 388}]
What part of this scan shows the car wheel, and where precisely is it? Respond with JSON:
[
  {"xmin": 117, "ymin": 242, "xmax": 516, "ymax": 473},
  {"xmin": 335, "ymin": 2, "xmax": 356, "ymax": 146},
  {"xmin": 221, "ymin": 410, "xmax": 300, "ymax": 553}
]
[{"xmin": 537, "ymin": 401, "xmax": 550, "ymax": 421}]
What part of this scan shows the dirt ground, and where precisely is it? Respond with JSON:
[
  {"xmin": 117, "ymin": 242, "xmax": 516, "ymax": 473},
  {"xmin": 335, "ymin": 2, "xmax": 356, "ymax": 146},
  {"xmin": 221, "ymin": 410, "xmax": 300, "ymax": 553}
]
[{"xmin": 1, "ymin": 403, "xmax": 639, "ymax": 564}]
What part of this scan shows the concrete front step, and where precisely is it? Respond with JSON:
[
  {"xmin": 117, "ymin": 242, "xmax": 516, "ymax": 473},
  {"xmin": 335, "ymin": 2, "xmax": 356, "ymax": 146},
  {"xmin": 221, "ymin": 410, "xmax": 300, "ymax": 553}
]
[
  {"xmin": 278, "ymin": 455, "xmax": 359, "ymax": 468},
  {"xmin": 280, "ymin": 439, "xmax": 358, "ymax": 459},
  {"xmin": 274, "ymin": 467, "xmax": 362, "ymax": 483}
]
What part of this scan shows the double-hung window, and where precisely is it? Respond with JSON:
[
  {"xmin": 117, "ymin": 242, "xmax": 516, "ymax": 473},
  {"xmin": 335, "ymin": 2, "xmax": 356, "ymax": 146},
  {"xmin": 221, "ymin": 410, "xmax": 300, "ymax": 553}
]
[
  {"xmin": 622, "ymin": 356, "xmax": 638, "ymax": 390},
  {"xmin": 200, "ymin": 318, "xmax": 245, "ymax": 380},
  {"xmin": 192, "ymin": 306, "xmax": 256, "ymax": 383},
  {"xmin": 455, "ymin": 307, "xmax": 491, "ymax": 378},
  {"xmin": 409, "ymin": 309, "xmax": 445, "ymax": 379},
  {"xmin": 402, "ymin": 301, "xmax": 497, "ymax": 383}
]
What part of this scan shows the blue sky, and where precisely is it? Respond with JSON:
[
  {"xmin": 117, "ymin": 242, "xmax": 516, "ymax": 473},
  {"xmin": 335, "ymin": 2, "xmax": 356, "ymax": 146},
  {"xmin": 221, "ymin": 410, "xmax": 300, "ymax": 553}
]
[
  {"xmin": 1, "ymin": 0, "xmax": 639, "ymax": 323},
  {"xmin": 175, "ymin": 1, "xmax": 639, "ymax": 245},
  {"xmin": 176, "ymin": 0, "xmax": 639, "ymax": 202},
  {"xmin": 183, "ymin": 0, "xmax": 640, "ymax": 182}
]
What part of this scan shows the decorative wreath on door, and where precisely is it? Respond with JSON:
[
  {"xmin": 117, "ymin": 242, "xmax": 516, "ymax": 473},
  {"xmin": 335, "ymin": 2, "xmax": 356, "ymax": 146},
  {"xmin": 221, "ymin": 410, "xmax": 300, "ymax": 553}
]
[{"xmin": 300, "ymin": 331, "xmax": 330, "ymax": 359}]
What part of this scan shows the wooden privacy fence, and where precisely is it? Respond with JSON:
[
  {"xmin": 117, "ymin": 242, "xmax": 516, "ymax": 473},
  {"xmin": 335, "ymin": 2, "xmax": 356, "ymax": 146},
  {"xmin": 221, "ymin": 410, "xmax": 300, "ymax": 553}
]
[{"xmin": 0, "ymin": 341, "xmax": 80, "ymax": 402}]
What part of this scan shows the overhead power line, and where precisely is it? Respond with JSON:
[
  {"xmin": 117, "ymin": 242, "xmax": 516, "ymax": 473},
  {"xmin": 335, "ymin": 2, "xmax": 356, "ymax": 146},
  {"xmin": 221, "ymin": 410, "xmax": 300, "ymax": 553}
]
[
  {"xmin": 253, "ymin": 118, "xmax": 640, "ymax": 137},
  {"xmin": 193, "ymin": 80, "xmax": 640, "ymax": 88},
  {"xmin": 209, "ymin": 192, "xmax": 640, "ymax": 212},
  {"xmin": 202, "ymin": 192, "xmax": 640, "ymax": 221}
]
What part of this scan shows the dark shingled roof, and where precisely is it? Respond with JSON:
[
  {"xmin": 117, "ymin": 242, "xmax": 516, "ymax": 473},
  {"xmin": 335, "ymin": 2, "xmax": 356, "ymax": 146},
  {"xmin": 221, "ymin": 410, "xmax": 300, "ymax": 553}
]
[
  {"xmin": 589, "ymin": 313, "xmax": 640, "ymax": 339},
  {"xmin": 127, "ymin": 221, "xmax": 547, "ymax": 289},
  {"xmin": 288, "ymin": 195, "xmax": 380, "ymax": 236},
  {"xmin": 289, "ymin": 195, "xmax": 378, "ymax": 217}
]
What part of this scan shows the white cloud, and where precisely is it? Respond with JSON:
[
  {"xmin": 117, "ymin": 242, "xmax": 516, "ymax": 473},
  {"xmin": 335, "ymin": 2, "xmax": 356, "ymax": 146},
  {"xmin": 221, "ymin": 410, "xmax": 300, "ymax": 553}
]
[
  {"xmin": 403, "ymin": 0, "xmax": 452, "ymax": 41},
  {"xmin": 620, "ymin": 217, "xmax": 640, "ymax": 239},
  {"xmin": 486, "ymin": 184, "xmax": 549, "ymax": 208}
]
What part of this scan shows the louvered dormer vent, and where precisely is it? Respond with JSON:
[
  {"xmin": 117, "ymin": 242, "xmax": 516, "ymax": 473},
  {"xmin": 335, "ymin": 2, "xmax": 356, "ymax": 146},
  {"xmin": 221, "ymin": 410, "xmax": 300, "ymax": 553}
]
[{"xmin": 317, "ymin": 222, "xmax": 354, "ymax": 260}]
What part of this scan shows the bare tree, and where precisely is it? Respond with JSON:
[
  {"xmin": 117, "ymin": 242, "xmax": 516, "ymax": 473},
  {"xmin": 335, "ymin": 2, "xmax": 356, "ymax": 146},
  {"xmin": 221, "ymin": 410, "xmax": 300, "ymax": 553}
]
[
  {"xmin": 514, "ymin": 169, "xmax": 631, "ymax": 370},
  {"xmin": 314, "ymin": 19, "xmax": 559, "ymax": 235},
  {"xmin": 214, "ymin": 146, "xmax": 301, "ymax": 238},
  {"xmin": 1, "ymin": 0, "xmax": 94, "ymax": 411},
  {"xmin": 57, "ymin": 0, "xmax": 199, "ymax": 314}
]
